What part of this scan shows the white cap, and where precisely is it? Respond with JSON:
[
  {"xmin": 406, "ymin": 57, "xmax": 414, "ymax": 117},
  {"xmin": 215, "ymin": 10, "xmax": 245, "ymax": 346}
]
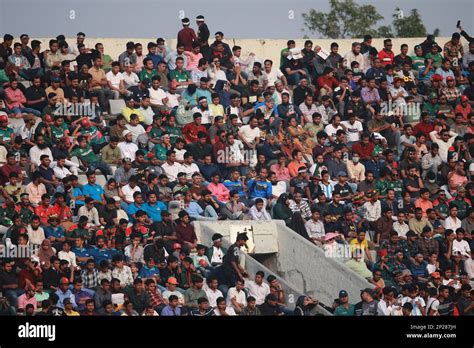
[{"xmin": 122, "ymin": 129, "xmax": 132, "ymax": 137}]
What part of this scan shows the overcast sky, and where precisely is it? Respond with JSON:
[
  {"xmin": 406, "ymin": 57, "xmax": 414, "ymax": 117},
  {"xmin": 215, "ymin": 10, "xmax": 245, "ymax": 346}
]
[{"xmin": 0, "ymin": 0, "xmax": 472, "ymax": 39}]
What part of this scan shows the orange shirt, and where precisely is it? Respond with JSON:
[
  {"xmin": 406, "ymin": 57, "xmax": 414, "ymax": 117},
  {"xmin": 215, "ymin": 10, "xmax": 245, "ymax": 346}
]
[
  {"xmin": 414, "ymin": 198, "xmax": 433, "ymax": 217},
  {"xmin": 288, "ymin": 160, "xmax": 306, "ymax": 178},
  {"xmin": 35, "ymin": 204, "xmax": 55, "ymax": 225}
]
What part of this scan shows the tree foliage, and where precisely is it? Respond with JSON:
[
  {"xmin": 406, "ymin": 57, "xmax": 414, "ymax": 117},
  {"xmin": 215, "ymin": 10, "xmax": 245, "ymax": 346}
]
[
  {"xmin": 391, "ymin": 8, "xmax": 427, "ymax": 37},
  {"xmin": 302, "ymin": 0, "xmax": 383, "ymax": 39},
  {"xmin": 302, "ymin": 1, "xmax": 430, "ymax": 39}
]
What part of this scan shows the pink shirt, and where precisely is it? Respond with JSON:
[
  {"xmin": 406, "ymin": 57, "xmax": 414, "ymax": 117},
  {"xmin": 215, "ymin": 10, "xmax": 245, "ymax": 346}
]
[
  {"xmin": 5, "ymin": 87, "xmax": 27, "ymax": 109},
  {"xmin": 17, "ymin": 294, "xmax": 37, "ymax": 311},
  {"xmin": 207, "ymin": 183, "xmax": 230, "ymax": 203},
  {"xmin": 135, "ymin": 54, "xmax": 145, "ymax": 73},
  {"xmin": 185, "ymin": 52, "xmax": 203, "ymax": 71},
  {"xmin": 270, "ymin": 163, "xmax": 291, "ymax": 181}
]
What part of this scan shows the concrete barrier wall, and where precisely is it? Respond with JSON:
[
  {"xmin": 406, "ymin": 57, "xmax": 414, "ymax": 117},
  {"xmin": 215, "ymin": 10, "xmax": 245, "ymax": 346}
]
[
  {"xmin": 32, "ymin": 37, "xmax": 452, "ymax": 67},
  {"xmin": 274, "ymin": 224, "xmax": 370, "ymax": 306},
  {"xmin": 193, "ymin": 221, "xmax": 331, "ymax": 315},
  {"xmin": 193, "ymin": 220, "xmax": 371, "ymax": 312}
]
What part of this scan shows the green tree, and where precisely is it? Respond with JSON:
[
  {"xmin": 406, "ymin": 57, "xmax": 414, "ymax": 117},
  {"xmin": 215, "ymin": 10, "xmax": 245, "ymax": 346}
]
[
  {"xmin": 391, "ymin": 8, "xmax": 427, "ymax": 37},
  {"xmin": 302, "ymin": 0, "xmax": 384, "ymax": 39}
]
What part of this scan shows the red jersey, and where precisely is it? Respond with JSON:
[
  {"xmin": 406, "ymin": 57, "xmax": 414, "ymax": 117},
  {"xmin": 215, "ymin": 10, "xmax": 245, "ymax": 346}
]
[{"xmin": 378, "ymin": 49, "xmax": 394, "ymax": 67}]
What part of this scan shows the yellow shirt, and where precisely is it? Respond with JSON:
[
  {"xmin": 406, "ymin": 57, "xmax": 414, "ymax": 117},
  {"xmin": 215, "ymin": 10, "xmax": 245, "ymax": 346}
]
[
  {"xmin": 45, "ymin": 86, "xmax": 65, "ymax": 103},
  {"xmin": 209, "ymin": 104, "xmax": 224, "ymax": 117},
  {"xmin": 121, "ymin": 106, "xmax": 145, "ymax": 123},
  {"xmin": 350, "ymin": 238, "xmax": 369, "ymax": 253},
  {"xmin": 65, "ymin": 310, "xmax": 80, "ymax": 316},
  {"xmin": 88, "ymin": 67, "xmax": 106, "ymax": 89}
]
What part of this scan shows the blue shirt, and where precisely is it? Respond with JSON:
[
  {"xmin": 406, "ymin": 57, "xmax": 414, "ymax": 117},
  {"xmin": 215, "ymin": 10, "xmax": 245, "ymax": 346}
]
[
  {"xmin": 127, "ymin": 202, "xmax": 145, "ymax": 221},
  {"xmin": 72, "ymin": 186, "xmax": 85, "ymax": 206},
  {"xmin": 186, "ymin": 201, "xmax": 204, "ymax": 218},
  {"xmin": 142, "ymin": 201, "xmax": 167, "ymax": 222},
  {"xmin": 89, "ymin": 246, "xmax": 113, "ymax": 264},
  {"xmin": 161, "ymin": 305, "xmax": 182, "ymax": 316},
  {"xmin": 146, "ymin": 53, "xmax": 164, "ymax": 69},
  {"xmin": 44, "ymin": 225, "xmax": 65, "ymax": 239},
  {"xmin": 71, "ymin": 247, "xmax": 92, "ymax": 266},
  {"xmin": 82, "ymin": 184, "xmax": 105, "ymax": 201},
  {"xmin": 223, "ymin": 180, "xmax": 245, "ymax": 198},
  {"xmin": 139, "ymin": 265, "xmax": 160, "ymax": 279},
  {"xmin": 196, "ymin": 89, "xmax": 212, "ymax": 104},
  {"xmin": 55, "ymin": 289, "xmax": 77, "ymax": 309},
  {"xmin": 247, "ymin": 179, "xmax": 272, "ymax": 199}
]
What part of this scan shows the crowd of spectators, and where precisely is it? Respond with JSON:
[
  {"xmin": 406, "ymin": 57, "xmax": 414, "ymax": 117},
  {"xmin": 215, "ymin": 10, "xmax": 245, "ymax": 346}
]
[{"xmin": 0, "ymin": 16, "xmax": 473, "ymax": 316}]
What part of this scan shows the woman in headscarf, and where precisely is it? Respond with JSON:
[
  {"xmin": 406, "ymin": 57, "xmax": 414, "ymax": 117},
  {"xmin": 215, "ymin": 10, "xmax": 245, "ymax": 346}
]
[
  {"xmin": 294, "ymin": 295, "xmax": 318, "ymax": 316},
  {"xmin": 272, "ymin": 193, "xmax": 292, "ymax": 225},
  {"xmin": 36, "ymin": 239, "xmax": 56, "ymax": 270}
]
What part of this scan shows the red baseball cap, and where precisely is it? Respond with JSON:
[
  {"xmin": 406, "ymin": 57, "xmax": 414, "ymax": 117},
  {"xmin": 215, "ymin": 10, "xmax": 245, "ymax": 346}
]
[
  {"xmin": 0, "ymin": 114, "xmax": 8, "ymax": 123},
  {"xmin": 461, "ymin": 95, "xmax": 468, "ymax": 102}
]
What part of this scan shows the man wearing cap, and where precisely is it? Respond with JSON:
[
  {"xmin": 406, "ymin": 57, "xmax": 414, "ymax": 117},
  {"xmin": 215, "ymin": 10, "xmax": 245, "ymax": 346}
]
[
  {"xmin": 334, "ymin": 290, "xmax": 355, "ymax": 316},
  {"xmin": 354, "ymin": 288, "xmax": 378, "ymax": 316},
  {"xmin": 192, "ymin": 96, "xmax": 214, "ymax": 125},
  {"xmin": 441, "ymin": 76, "xmax": 461, "ymax": 105},
  {"xmin": 117, "ymin": 130, "xmax": 138, "ymax": 162}
]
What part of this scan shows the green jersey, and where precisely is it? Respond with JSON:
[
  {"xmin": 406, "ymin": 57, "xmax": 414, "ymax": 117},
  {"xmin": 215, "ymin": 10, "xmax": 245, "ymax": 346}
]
[{"xmin": 71, "ymin": 144, "xmax": 99, "ymax": 164}]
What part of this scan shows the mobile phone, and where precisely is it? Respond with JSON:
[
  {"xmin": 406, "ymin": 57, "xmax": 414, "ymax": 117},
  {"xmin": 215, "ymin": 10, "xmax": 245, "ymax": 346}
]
[{"xmin": 456, "ymin": 20, "xmax": 461, "ymax": 29}]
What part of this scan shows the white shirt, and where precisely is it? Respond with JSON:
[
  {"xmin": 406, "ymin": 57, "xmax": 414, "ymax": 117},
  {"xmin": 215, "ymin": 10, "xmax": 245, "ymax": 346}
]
[
  {"xmin": 192, "ymin": 107, "xmax": 214, "ymax": 125},
  {"xmin": 123, "ymin": 71, "xmax": 140, "ymax": 89},
  {"xmin": 248, "ymin": 205, "xmax": 271, "ymax": 221},
  {"xmin": 393, "ymin": 221, "xmax": 410, "ymax": 238},
  {"xmin": 162, "ymin": 290, "xmax": 184, "ymax": 305},
  {"xmin": 149, "ymin": 87, "xmax": 167, "ymax": 105},
  {"xmin": 53, "ymin": 165, "xmax": 72, "ymax": 180},
  {"xmin": 464, "ymin": 257, "xmax": 474, "ymax": 280},
  {"xmin": 363, "ymin": 201, "xmax": 382, "ymax": 222},
  {"xmin": 26, "ymin": 226, "xmax": 45, "ymax": 246},
  {"xmin": 111, "ymin": 265, "xmax": 134, "ymax": 288},
  {"xmin": 453, "ymin": 239, "xmax": 471, "ymax": 257},
  {"xmin": 208, "ymin": 68, "xmax": 227, "ymax": 86},
  {"xmin": 125, "ymin": 124, "xmax": 146, "ymax": 143},
  {"xmin": 214, "ymin": 306, "xmax": 237, "ymax": 316},
  {"xmin": 204, "ymin": 287, "xmax": 223, "ymax": 308},
  {"xmin": 77, "ymin": 206, "xmax": 100, "ymax": 226},
  {"xmin": 106, "ymin": 71, "xmax": 124, "ymax": 89},
  {"xmin": 121, "ymin": 184, "xmax": 141, "ymax": 202},
  {"xmin": 165, "ymin": 92, "xmax": 180, "ymax": 109},
  {"xmin": 305, "ymin": 219, "xmax": 325, "ymax": 240},
  {"xmin": 324, "ymin": 124, "xmax": 343, "ymax": 139},
  {"xmin": 238, "ymin": 125, "xmax": 260, "ymax": 145},
  {"xmin": 138, "ymin": 106, "xmax": 155, "ymax": 126},
  {"xmin": 118, "ymin": 141, "xmax": 139, "ymax": 161},
  {"xmin": 401, "ymin": 296, "xmax": 426, "ymax": 316},
  {"xmin": 430, "ymin": 130, "xmax": 457, "ymax": 162},
  {"xmin": 58, "ymin": 250, "xmax": 77, "ymax": 268},
  {"xmin": 341, "ymin": 120, "xmax": 363, "ymax": 142},
  {"xmin": 29, "ymin": 146, "xmax": 53, "ymax": 166},
  {"xmin": 263, "ymin": 68, "xmax": 284, "ymax": 87},
  {"xmin": 161, "ymin": 162, "xmax": 184, "ymax": 182},
  {"xmin": 226, "ymin": 287, "xmax": 247, "ymax": 307},
  {"xmin": 181, "ymin": 162, "xmax": 200, "ymax": 180},
  {"xmin": 211, "ymin": 246, "xmax": 224, "ymax": 265},
  {"xmin": 443, "ymin": 216, "xmax": 462, "ymax": 231},
  {"xmin": 244, "ymin": 280, "xmax": 270, "ymax": 305}
]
